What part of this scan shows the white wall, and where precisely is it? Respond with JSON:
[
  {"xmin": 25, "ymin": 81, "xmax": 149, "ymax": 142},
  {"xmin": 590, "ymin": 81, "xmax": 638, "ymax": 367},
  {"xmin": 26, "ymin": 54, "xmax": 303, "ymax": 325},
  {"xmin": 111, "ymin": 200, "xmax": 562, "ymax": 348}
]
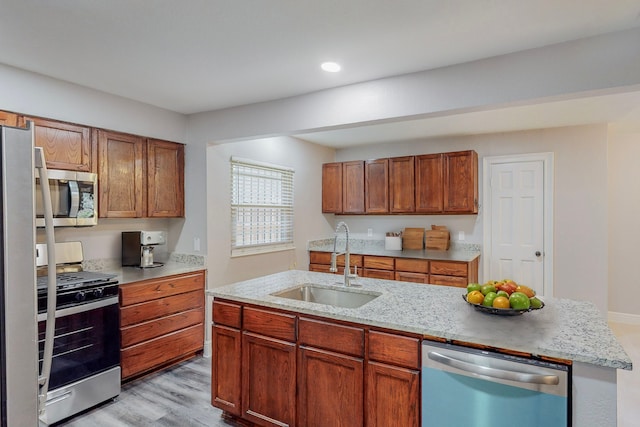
[
  {"xmin": 206, "ymin": 136, "xmax": 335, "ymax": 287},
  {"xmin": 608, "ymin": 129, "xmax": 640, "ymax": 317},
  {"xmin": 332, "ymin": 124, "xmax": 611, "ymax": 314}
]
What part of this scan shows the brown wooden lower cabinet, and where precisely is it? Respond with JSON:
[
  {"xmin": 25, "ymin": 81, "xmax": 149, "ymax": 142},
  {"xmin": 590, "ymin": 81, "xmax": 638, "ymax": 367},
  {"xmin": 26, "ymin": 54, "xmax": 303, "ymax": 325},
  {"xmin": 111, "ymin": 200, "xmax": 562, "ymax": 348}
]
[
  {"xmin": 212, "ymin": 300, "xmax": 421, "ymax": 427},
  {"xmin": 395, "ymin": 271, "xmax": 430, "ymax": 283},
  {"xmin": 119, "ymin": 270, "xmax": 205, "ymax": 380},
  {"xmin": 363, "ymin": 268, "xmax": 395, "ymax": 280}
]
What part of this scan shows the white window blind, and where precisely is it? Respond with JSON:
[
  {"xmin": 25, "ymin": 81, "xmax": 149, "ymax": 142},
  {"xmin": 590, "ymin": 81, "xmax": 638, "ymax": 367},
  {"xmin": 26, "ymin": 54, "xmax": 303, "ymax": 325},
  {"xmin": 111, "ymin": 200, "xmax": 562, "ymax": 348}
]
[{"xmin": 231, "ymin": 157, "xmax": 294, "ymax": 256}]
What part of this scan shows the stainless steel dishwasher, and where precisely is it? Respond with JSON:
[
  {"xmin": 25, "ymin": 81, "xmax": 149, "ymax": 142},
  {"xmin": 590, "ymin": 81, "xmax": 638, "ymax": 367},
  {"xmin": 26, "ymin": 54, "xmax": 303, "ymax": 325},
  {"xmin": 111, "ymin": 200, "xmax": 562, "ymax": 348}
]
[{"xmin": 422, "ymin": 341, "xmax": 570, "ymax": 427}]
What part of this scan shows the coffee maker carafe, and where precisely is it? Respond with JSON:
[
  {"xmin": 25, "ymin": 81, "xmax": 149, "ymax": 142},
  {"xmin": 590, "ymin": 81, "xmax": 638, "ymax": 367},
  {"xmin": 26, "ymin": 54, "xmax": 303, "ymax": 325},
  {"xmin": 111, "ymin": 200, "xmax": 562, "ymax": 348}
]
[{"xmin": 122, "ymin": 231, "xmax": 166, "ymax": 268}]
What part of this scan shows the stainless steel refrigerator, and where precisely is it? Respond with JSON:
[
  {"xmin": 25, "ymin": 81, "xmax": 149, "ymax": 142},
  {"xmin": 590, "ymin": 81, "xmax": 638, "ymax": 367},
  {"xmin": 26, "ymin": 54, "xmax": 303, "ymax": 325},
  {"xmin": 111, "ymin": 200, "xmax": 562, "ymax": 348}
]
[{"xmin": 1, "ymin": 123, "xmax": 57, "ymax": 427}]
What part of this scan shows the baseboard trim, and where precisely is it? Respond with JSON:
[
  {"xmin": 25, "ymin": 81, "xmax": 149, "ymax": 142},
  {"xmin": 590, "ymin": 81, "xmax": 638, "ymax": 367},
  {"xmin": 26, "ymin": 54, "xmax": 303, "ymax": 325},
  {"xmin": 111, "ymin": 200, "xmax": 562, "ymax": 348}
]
[{"xmin": 608, "ymin": 311, "xmax": 640, "ymax": 325}]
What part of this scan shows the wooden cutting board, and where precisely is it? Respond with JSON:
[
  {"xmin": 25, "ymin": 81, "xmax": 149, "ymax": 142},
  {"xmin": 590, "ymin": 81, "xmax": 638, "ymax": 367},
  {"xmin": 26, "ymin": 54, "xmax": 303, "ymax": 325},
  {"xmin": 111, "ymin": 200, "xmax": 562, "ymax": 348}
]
[
  {"xmin": 402, "ymin": 228, "xmax": 424, "ymax": 250},
  {"xmin": 426, "ymin": 227, "xmax": 450, "ymax": 250}
]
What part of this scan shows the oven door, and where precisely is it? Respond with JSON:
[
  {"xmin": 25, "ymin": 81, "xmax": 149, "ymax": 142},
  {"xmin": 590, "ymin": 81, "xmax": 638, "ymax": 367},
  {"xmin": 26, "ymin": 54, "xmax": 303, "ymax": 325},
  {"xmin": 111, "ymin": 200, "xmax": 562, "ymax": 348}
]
[{"xmin": 37, "ymin": 297, "xmax": 120, "ymax": 390}]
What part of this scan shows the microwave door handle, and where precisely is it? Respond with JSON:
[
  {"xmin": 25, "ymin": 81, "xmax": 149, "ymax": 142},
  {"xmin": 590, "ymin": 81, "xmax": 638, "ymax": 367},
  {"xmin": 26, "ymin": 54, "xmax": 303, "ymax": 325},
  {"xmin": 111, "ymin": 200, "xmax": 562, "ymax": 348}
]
[
  {"xmin": 68, "ymin": 180, "xmax": 79, "ymax": 218},
  {"xmin": 34, "ymin": 147, "xmax": 57, "ymax": 415}
]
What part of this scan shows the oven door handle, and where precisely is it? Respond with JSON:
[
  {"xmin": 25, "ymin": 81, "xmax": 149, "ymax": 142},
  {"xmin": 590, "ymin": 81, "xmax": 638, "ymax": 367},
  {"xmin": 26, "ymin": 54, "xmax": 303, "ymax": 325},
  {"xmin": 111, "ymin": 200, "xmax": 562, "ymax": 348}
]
[
  {"xmin": 35, "ymin": 146, "xmax": 57, "ymax": 415},
  {"xmin": 37, "ymin": 296, "xmax": 119, "ymax": 322}
]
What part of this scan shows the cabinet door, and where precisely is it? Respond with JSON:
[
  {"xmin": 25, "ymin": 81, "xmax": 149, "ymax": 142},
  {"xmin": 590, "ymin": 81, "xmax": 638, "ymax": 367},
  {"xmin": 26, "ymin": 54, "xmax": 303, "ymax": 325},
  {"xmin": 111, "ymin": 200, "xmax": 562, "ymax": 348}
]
[
  {"xmin": 98, "ymin": 130, "xmax": 145, "ymax": 217},
  {"xmin": 212, "ymin": 325, "xmax": 242, "ymax": 416},
  {"xmin": 363, "ymin": 269, "xmax": 395, "ymax": 280},
  {"xmin": 242, "ymin": 332, "xmax": 296, "ymax": 427},
  {"xmin": 0, "ymin": 111, "xmax": 22, "ymax": 127},
  {"xmin": 29, "ymin": 117, "xmax": 93, "ymax": 172},
  {"xmin": 415, "ymin": 153, "xmax": 444, "ymax": 213},
  {"xmin": 366, "ymin": 362, "xmax": 419, "ymax": 427},
  {"xmin": 444, "ymin": 150, "xmax": 478, "ymax": 213},
  {"xmin": 365, "ymin": 159, "xmax": 388, "ymax": 213},
  {"xmin": 395, "ymin": 271, "xmax": 429, "ymax": 283},
  {"xmin": 322, "ymin": 162, "xmax": 343, "ymax": 213},
  {"xmin": 389, "ymin": 156, "xmax": 415, "ymax": 213},
  {"xmin": 298, "ymin": 346, "xmax": 364, "ymax": 427},
  {"xmin": 147, "ymin": 139, "xmax": 185, "ymax": 217},
  {"xmin": 343, "ymin": 161, "xmax": 365, "ymax": 214}
]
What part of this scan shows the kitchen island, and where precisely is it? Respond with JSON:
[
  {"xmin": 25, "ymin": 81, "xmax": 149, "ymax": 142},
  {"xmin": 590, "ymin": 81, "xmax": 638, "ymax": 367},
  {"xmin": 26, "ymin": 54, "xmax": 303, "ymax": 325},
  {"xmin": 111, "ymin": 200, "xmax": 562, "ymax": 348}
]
[{"xmin": 208, "ymin": 270, "xmax": 632, "ymax": 427}]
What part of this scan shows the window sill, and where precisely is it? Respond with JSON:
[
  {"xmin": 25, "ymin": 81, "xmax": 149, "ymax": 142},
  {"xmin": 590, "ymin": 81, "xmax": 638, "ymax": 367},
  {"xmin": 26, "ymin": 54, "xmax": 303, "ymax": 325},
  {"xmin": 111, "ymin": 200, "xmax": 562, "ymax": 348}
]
[{"xmin": 231, "ymin": 243, "xmax": 296, "ymax": 258}]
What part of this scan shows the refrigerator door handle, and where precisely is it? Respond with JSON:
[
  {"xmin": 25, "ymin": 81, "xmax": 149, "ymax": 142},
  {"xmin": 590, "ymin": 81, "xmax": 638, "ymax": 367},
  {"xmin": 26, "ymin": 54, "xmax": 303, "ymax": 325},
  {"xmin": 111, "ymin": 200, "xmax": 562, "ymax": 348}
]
[{"xmin": 34, "ymin": 147, "xmax": 57, "ymax": 415}]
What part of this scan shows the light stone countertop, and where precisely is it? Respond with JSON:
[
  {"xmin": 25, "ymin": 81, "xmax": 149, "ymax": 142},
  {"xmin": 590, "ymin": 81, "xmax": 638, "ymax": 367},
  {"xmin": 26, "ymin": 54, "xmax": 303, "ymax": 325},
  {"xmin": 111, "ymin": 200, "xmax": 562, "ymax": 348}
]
[
  {"xmin": 308, "ymin": 238, "xmax": 480, "ymax": 262},
  {"xmin": 207, "ymin": 270, "xmax": 632, "ymax": 371}
]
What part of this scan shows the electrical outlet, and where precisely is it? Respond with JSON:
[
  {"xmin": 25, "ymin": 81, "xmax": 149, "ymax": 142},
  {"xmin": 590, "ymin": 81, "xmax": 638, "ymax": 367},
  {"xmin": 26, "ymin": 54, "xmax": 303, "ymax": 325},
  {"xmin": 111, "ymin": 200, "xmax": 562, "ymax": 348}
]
[
  {"xmin": 458, "ymin": 231, "xmax": 465, "ymax": 241},
  {"xmin": 193, "ymin": 237, "xmax": 200, "ymax": 251},
  {"xmin": 367, "ymin": 228, "xmax": 373, "ymax": 237}
]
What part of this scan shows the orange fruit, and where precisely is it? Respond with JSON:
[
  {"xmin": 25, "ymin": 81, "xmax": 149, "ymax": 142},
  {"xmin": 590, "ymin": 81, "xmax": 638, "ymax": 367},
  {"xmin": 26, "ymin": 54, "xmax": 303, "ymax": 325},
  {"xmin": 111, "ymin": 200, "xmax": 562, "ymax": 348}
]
[
  {"xmin": 515, "ymin": 285, "xmax": 535, "ymax": 298},
  {"xmin": 492, "ymin": 296, "xmax": 510, "ymax": 309},
  {"xmin": 467, "ymin": 290, "xmax": 484, "ymax": 305}
]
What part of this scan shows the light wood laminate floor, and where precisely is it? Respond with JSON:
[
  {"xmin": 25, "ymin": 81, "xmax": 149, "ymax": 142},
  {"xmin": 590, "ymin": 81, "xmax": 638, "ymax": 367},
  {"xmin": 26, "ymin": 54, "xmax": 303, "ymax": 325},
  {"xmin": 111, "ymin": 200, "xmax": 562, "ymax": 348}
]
[{"xmin": 55, "ymin": 322, "xmax": 639, "ymax": 426}]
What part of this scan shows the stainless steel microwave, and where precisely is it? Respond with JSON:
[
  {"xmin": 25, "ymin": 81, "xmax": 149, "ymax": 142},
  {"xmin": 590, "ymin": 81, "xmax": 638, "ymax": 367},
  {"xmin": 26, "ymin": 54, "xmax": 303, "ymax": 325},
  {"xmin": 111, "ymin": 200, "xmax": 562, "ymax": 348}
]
[{"xmin": 35, "ymin": 169, "xmax": 98, "ymax": 227}]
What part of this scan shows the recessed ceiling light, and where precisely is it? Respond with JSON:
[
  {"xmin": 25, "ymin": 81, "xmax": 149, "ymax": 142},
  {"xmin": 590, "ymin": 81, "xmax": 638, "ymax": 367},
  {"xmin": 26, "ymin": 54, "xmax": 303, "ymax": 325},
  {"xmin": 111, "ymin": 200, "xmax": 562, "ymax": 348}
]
[{"xmin": 321, "ymin": 62, "xmax": 341, "ymax": 73}]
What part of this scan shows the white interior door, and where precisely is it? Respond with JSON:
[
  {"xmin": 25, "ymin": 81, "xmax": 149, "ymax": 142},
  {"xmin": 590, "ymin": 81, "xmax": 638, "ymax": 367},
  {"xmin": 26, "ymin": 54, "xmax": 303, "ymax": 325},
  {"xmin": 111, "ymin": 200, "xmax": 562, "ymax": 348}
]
[{"xmin": 484, "ymin": 154, "xmax": 553, "ymax": 297}]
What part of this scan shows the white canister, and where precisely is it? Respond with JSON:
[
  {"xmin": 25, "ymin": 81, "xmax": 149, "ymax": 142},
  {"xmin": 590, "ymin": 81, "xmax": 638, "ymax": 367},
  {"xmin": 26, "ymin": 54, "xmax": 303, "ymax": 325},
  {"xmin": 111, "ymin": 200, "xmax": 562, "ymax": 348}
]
[{"xmin": 385, "ymin": 236, "xmax": 402, "ymax": 251}]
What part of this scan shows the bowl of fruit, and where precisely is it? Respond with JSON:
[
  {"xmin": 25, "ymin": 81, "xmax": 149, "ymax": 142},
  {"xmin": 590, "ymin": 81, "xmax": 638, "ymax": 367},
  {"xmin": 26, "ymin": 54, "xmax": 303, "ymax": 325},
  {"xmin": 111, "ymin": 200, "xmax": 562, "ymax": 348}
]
[{"xmin": 463, "ymin": 280, "xmax": 544, "ymax": 316}]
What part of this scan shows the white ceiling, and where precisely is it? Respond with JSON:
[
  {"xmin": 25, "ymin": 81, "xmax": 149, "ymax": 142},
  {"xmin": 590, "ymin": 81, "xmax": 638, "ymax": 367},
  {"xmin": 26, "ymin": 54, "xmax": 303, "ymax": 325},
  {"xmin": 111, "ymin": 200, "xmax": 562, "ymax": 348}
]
[{"xmin": 2, "ymin": 0, "xmax": 640, "ymax": 146}]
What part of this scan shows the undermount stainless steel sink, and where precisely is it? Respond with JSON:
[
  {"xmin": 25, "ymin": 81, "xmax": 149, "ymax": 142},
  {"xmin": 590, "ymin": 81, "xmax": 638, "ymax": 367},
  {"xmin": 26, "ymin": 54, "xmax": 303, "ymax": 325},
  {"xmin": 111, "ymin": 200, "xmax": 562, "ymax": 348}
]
[{"xmin": 270, "ymin": 284, "xmax": 381, "ymax": 308}]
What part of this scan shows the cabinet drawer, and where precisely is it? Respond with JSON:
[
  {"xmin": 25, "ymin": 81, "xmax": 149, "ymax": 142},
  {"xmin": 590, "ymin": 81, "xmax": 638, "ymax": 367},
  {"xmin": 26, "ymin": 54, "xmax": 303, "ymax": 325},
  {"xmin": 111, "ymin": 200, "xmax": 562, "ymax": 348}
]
[
  {"xmin": 213, "ymin": 300, "xmax": 242, "ymax": 328},
  {"xmin": 298, "ymin": 317, "xmax": 364, "ymax": 357},
  {"xmin": 310, "ymin": 264, "xmax": 333, "ymax": 273},
  {"xmin": 363, "ymin": 269, "xmax": 395, "ymax": 280},
  {"xmin": 363, "ymin": 256, "xmax": 394, "ymax": 270},
  {"xmin": 395, "ymin": 272, "xmax": 429, "ymax": 284},
  {"xmin": 368, "ymin": 330, "xmax": 420, "ymax": 369},
  {"xmin": 244, "ymin": 306, "xmax": 296, "ymax": 342},
  {"xmin": 309, "ymin": 252, "xmax": 363, "ymax": 267},
  {"xmin": 430, "ymin": 261, "xmax": 467, "ymax": 277},
  {"xmin": 121, "ymin": 308, "xmax": 203, "ymax": 347},
  {"xmin": 120, "ymin": 290, "xmax": 204, "ymax": 327},
  {"xmin": 430, "ymin": 275, "xmax": 468, "ymax": 288},
  {"xmin": 121, "ymin": 324, "xmax": 204, "ymax": 379},
  {"xmin": 120, "ymin": 271, "xmax": 205, "ymax": 306},
  {"xmin": 395, "ymin": 258, "xmax": 429, "ymax": 273}
]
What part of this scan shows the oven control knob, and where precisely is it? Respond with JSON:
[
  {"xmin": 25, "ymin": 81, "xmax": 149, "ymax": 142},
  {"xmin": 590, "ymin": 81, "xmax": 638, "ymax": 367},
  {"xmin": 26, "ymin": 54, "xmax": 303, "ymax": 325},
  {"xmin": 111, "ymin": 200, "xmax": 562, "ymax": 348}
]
[
  {"xmin": 93, "ymin": 288, "xmax": 104, "ymax": 298},
  {"xmin": 75, "ymin": 291, "xmax": 86, "ymax": 302}
]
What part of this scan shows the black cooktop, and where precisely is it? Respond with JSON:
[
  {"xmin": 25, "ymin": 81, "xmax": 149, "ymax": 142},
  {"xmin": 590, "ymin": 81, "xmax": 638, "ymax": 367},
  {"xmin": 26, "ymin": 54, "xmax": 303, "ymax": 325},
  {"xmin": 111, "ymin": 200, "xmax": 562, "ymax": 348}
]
[{"xmin": 37, "ymin": 270, "xmax": 118, "ymax": 292}]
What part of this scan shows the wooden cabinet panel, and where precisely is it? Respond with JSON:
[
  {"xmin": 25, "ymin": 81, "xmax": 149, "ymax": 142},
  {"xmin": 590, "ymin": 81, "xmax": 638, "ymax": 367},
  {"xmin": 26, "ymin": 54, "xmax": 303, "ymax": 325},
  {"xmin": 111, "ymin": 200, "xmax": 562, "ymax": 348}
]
[
  {"xmin": 120, "ymin": 290, "xmax": 203, "ymax": 327},
  {"xmin": 444, "ymin": 150, "xmax": 478, "ymax": 213},
  {"xmin": 366, "ymin": 362, "xmax": 420, "ymax": 427},
  {"xmin": 309, "ymin": 251, "xmax": 362, "ymax": 267},
  {"xmin": 322, "ymin": 162, "xmax": 343, "ymax": 213},
  {"xmin": 121, "ymin": 324, "xmax": 203, "ymax": 379},
  {"xmin": 395, "ymin": 258, "xmax": 429, "ymax": 273},
  {"xmin": 430, "ymin": 260, "xmax": 468, "ymax": 277},
  {"xmin": 121, "ymin": 308, "xmax": 203, "ymax": 347},
  {"xmin": 365, "ymin": 158, "xmax": 388, "ymax": 213},
  {"xmin": 363, "ymin": 269, "xmax": 395, "ymax": 280},
  {"xmin": 343, "ymin": 160, "xmax": 365, "ymax": 214},
  {"xmin": 368, "ymin": 330, "xmax": 420, "ymax": 370},
  {"xmin": 213, "ymin": 300, "xmax": 242, "ymax": 329},
  {"xmin": 298, "ymin": 317, "xmax": 364, "ymax": 357},
  {"xmin": 29, "ymin": 117, "xmax": 93, "ymax": 172},
  {"xmin": 147, "ymin": 139, "xmax": 184, "ymax": 217},
  {"xmin": 0, "ymin": 111, "xmax": 22, "ymax": 127},
  {"xmin": 310, "ymin": 263, "xmax": 333, "ymax": 273},
  {"xmin": 120, "ymin": 272, "xmax": 205, "ymax": 306},
  {"xmin": 243, "ymin": 306, "xmax": 296, "ymax": 342},
  {"xmin": 395, "ymin": 271, "xmax": 429, "ymax": 283},
  {"xmin": 242, "ymin": 332, "xmax": 296, "ymax": 427},
  {"xmin": 389, "ymin": 156, "xmax": 415, "ymax": 213},
  {"xmin": 415, "ymin": 153, "xmax": 444, "ymax": 213},
  {"xmin": 211, "ymin": 325, "xmax": 242, "ymax": 416},
  {"xmin": 430, "ymin": 274, "xmax": 468, "ymax": 287},
  {"xmin": 298, "ymin": 346, "xmax": 363, "ymax": 427},
  {"xmin": 98, "ymin": 129, "xmax": 146, "ymax": 217},
  {"xmin": 363, "ymin": 256, "xmax": 394, "ymax": 270}
]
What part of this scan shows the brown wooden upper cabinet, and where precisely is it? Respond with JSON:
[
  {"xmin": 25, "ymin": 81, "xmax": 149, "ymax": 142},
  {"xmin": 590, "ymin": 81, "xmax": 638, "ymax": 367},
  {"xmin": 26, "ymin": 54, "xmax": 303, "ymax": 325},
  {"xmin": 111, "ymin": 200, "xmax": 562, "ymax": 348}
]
[
  {"xmin": 147, "ymin": 139, "xmax": 185, "ymax": 217},
  {"xmin": 444, "ymin": 150, "xmax": 478, "ymax": 213},
  {"xmin": 365, "ymin": 158, "xmax": 388, "ymax": 213},
  {"xmin": 0, "ymin": 111, "xmax": 24, "ymax": 128},
  {"xmin": 27, "ymin": 117, "xmax": 94, "ymax": 172},
  {"xmin": 98, "ymin": 129, "xmax": 146, "ymax": 218},
  {"xmin": 343, "ymin": 160, "xmax": 365, "ymax": 214},
  {"xmin": 389, "ymin": 156, "xmax": 415, "ymax": 213},
  {"xmin": 322, "ymin": 162, "xmax": 342, "ymax": 213},
  {"xmin": 415, "ymin": 153, "xmax": 444, "ymax": 213},
  {"xmin": 98, "ymin": 130, "xmax": 185, "ymax": 218}
]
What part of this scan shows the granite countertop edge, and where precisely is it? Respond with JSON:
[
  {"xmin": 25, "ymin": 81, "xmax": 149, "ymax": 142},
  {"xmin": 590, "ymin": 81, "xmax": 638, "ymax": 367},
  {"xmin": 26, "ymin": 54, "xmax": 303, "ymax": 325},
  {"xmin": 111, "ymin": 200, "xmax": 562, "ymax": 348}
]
[{"xmin": 207, "ymin": 270, "xmax": 632, "ymax": 371}]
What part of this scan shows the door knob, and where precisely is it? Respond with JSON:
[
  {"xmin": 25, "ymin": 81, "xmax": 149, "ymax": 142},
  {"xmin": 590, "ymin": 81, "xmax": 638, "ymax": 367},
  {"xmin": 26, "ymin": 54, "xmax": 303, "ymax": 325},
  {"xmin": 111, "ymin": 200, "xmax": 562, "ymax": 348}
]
[{"xmin": 535, "ymin": 251, "xmax": 541, "ymax": 257}]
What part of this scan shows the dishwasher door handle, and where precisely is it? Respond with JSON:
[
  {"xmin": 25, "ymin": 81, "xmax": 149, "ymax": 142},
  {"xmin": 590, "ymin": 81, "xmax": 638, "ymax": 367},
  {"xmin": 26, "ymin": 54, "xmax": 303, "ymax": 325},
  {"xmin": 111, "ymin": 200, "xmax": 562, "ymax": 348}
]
[{"xmin": 427, "ymin": 351, "xmax": 560, "ymax": 385}]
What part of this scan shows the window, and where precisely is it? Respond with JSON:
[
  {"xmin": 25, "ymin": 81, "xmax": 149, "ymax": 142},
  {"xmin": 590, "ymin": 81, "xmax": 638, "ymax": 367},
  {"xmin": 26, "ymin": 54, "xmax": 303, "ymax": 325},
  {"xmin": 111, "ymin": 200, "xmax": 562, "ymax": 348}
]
[{"xmin": 231, "ymin": 157, "xmax": 294, "ymax": 256}]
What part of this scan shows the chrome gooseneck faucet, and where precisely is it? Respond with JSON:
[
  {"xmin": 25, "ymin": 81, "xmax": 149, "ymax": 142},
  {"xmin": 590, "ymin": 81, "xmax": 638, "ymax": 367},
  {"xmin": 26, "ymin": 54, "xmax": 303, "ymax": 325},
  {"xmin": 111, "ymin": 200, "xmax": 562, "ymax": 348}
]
[{"xmin": 330, "ymin": 221, "xmax": 358, "ymax": 286}]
